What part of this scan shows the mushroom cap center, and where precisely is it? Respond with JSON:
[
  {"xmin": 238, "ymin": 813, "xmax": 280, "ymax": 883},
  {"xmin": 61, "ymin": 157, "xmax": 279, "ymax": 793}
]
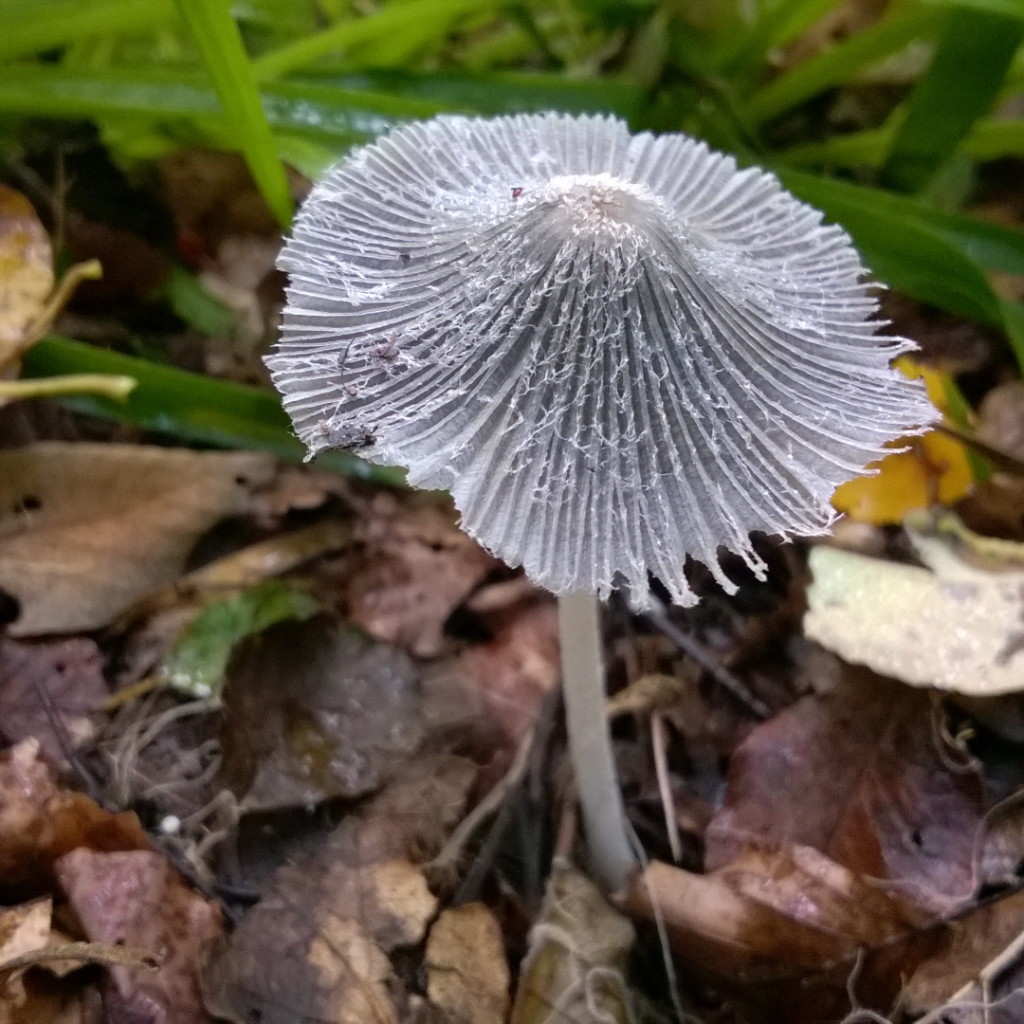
[{"xmin": 530, "ymin": 173, "xmax": 663, "ymax": 241}]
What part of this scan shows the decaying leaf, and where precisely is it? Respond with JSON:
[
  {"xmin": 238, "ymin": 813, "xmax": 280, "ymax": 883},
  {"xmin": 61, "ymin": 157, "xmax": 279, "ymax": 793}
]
[
  {"xmin": 336, "ymin": 493, "xmax": 499, "ymax": 657},
  {"xmin": 806, "ymin": 511, "xmax": 1024, "ymax": 695},
  {"xmin": 511, "ymin": 860, "xmax": 635, "ymax": 1024},
  {"xmin": 157, "ymin": 580, "xmax": 321, "ymax": 699},
  {"xmin": 706, "ymin": 668, "xmax": 985, "ymax": 915},
  {"xmin": 202, "ymin": 754, "xmax": 477, "ymax": 1024},
  {"xmin": 0, "ymin": 739, "xmax": 149, "ymax": 893},
  {"xmin": 55, "ymin": 849, "xmax": 222, "ymax": 1024},
  {"xmin": 0, "ymin": 898, "xmax": 55, "ymax": 1023},
  {"xmin": 220, "ymin": 615, "xmax": 424, "ymax": 812},
  {"xmin": 0, "ymin": 637, "xmax": 108, "ymax": 767},
  {"xmin": 0, "ymin": 443, "xmax": 275, "ymax": 636},
  {"xmin": 0, "ymin": 185, "xmax": 53, "ymax": 362},
  {"xmin": 425, "ymin": 903, "xmax": 510, "ymax": 1024}
]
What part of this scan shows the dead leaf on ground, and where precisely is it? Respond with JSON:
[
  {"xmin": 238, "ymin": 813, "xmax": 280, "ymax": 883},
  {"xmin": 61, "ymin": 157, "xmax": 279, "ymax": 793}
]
[
  {"xmin": 511, "ymin": 859, "xmax": 636, "ymax": 1024},
  {"xmin": 220, "ymin": 615, "xmax": 424, "ymax": 812},
  {"xmin": 0, "ymin": 185, "xmax": 53, "ymax": 362},
  {"xmin": 0, "ymin": 443, "xmax": 275, "ymax": 636},
  {"xmin": 425, "ymin": 597, "xmax": 559, "ymax": 770},
  {"xmin": 0, "ymin": 899, "xmax": 53, "ymax": 1013},
  {"xmin": 56, "ymin": 849, "xmax": 222, "ymax": 1024},
  {"xmin": 0, "ymin": 637, "xmax": 108, "ymax": 767},
  {"xmin": 425, "ymin": 903, "xmax": 509, "ymax": 1024},
  {"xmin": 0, "ymin": 739, "xmax": 149, "ymax": 894},
  {"xmin": 621, "ymin": 846, "xmax": 941, "ymax": 1024},
  {"xmin": 202, "ymin": 753, "xmax": 477, "ymax": 1024},
  {"xmin": 806, "ymin": 511, "xmax": 1024, "ymax": 695},
  {"xmin": 333, "ymin": 492, "xmax": 499, "ymax": 657},
  {"xmin": 705, "ymin": 668, "xmax": 985, "ymax": 915}
]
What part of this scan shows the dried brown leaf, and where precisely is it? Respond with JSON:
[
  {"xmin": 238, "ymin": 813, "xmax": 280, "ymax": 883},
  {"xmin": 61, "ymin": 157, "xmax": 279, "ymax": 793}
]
[
  {"xmin": 202, "ymin": 754, "xmax": 477, "ymax": 1024},
  {"xmin": 511, "ymin": 860, "xmax": 635, "ymax": 1024},
  {"xmin": 0, "ymin": 443, "xmax": 276, "ymax": 636},
  {"xmin": 0, "ymin": 740, "xmax": 149, "ymax": 894},
  {"xmin": 0, "ymin": 637, "xmax": 107, "ymax": 767},
  {"xmin": 220, "ymin": 616, "xmax": 424, "ymax": 812},
  {"xmin": 55, "ymin": 849, "xmax": 222, "ymax": 1024},
  {"xmin": 425, "ymin": 903, "xmax": 509, "ymax": 1024},
  {"xmin": 0, "ymin": 185, "xmax": 53, "ymax": 360},
  {"xmin": 706, "ymin": 668, "xmax": 986, "ymax": 914}
]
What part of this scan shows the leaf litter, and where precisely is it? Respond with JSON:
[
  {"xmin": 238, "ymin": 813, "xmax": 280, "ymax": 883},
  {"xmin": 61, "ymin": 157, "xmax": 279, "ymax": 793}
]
[{"xmin": 11, "ymin": 153, "xmax": 1024, "ymax": 1024}]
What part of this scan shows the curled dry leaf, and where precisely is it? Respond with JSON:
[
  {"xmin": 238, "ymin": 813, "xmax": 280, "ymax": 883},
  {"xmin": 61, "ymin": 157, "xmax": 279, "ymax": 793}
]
[
  {"xmin": 0, "ymin": 443, "xmax": 276, "ymax": 636},
  {"xmin": 806, "ymin": 512, "xmax": 1024, "ymax": 695},
  {"xmin": 202, "ymin": 754, "xmax": 477, "ymax": 1024},
  {"xmin": 705, "ymin": 668, "xmax": 985, "ymax": 915},
  {"xmin": 511, "ymin": 860, "xmax": 636, "ymax": 1024},
  {"xmin": 425, "ymin": 903, "xmax": 509, "ymax": 1024},
  {"xmin": 0, "ymin": 739, "xmax": 149, "ymax": 893},
  {"xmin": 55, "ymin": 849, "xmax": 222, "ymax": 1024},
  {"xmin": 0, "ymin": 636, "xmax": 108, "ymax": 768},
  {"xmin": 220, "ymin": 615, "xmax": 424, "ymax": 812}
]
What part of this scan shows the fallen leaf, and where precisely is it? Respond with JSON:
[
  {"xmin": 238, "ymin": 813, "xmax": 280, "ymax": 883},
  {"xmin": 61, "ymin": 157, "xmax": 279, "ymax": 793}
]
[
  {"xmin": 831, "ymin": 360, "xmax": 973, "ymax": 523},
  {"xmin": 220, "ymin": 615, "xmax": 424, "ymax": 812},
  {"xmin": 806, "ymin": 512, "xmax": 1024, "ymax": 695},
  {"xmin": 425, "ymin": 903, "xmax": 509, "ymax": 1024},
  {"xmin": 337, "ymin": 492, "xmax": 499, "ymax": 657},
  {"xmin": 705, "ymin": 669, "xmax": 985, "ymax": 915},
  {"xmin": 0, "ymin": 900, "xmax": 51, "ymax": 969},
  {"xmin": 0, "ymin": 637, "xmax": 108, "ymax": 767},
  {"xmin": 157, "ymin": 580, "xmax": 321, "ymax": 699},
  {"xmin": 511, "ymin": 860, "xmax": 635, "ymax": 1024},
  {"xmin": 0, "ymin": 443, "xmax": 275, "ymax": 636},
  {"xmin": 55, "ymin": 849, "xmax": 222, "ymax": 1024},
  {"xmin": 202, "ymin": 753, "xmax": 477, "ymax": 1024},
  {"xmin": 0, "ymin": 185, "xmax": 53, "ymax": 362},
  {"xmin": 0, "ymin": 739, "xmax": 149, "ymax": 894}
]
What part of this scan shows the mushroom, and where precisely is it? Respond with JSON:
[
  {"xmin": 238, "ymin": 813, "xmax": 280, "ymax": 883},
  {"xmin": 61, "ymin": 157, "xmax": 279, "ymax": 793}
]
[{"xmin": 267, "ymin": 112, "xmax": 936, "ymax": 891}]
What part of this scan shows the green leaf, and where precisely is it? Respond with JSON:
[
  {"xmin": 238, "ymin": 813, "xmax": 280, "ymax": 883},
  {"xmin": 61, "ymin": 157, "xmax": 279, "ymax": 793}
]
[
  {"xmin": 0, "ymin": 0, "xmax": 175, "ymax": 61},
  {"xmin": 743, "ymin": 8, "xmax": 939, "ymax": 125},
  {"xmin": 173, "ymin": 0, "xmax": 293, "ymax": 226},
  {"xmin": 161, "ymin": 265, "xmax": 235, "ymax": 337},
  {"xmin": 159, "ymin": 581, "xmax": 321, "ymax": 698},
  {"xmin": 882, "ymin": 8, "xmax": 1024, "ymax": 191},
  {"xmin": 252, "ymin": 0, "xmax": 504, "ymax": 81},
  {"xmin": 21, "ymin": 336, "xmax": 406, "ymax": 486},
  {"xmin": 779, "ymin": 169, "xmax": 1003, "ymax": 326}
]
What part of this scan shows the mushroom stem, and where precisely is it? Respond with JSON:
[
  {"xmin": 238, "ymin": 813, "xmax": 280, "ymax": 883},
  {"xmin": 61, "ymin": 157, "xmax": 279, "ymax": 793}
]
[{"xmin": 557, "ymin": 590, "xmax": 638, "ymax": 892}]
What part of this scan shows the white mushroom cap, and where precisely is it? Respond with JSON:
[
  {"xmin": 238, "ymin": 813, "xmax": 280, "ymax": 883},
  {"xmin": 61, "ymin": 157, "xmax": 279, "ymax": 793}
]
[{"xmin": 268, "ymin": 112, "xmax": 936, "ymax": 607}]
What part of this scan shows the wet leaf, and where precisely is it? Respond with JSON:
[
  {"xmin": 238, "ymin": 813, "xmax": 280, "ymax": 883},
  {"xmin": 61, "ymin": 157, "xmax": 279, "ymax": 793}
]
[
  {"xmin": 0, "ymin": 637, "xmax": 108, "ymax": 767},
  {"xmin": 55, "ymin": 849, "xmax": 222, "ymax": 1024},
  {"xmin": 425, "ymin": 903, "xmax": 509, "ymax": 1024},
  {"xmin": 0, "ymin": 740, "xmax": 149, "ymax": 895},
  {"xmin": 202, "ymin": 753, "xmax": 477, "ymax": 1024},
  {"xmin": 806, "ymin": 512, "xmax": 1024, "ymax": 695},
  {"xmin": 338, "ymin": 493, "xmax": 499, "ymax": 657},
  {"xmin": 0, "ymin": 185, "xmax": 53, "ymax": 364},
  {"xmin": 220, "ymin": 616, "xmax": 424, "ymax": 812},
  {"xmin": 0, "ymin": 443, "xmax": 275, "ymax": 636},
  {"xmin": 705, "ymin": 668, "xmax": 986, "ymax": 915},
  {"xmin": 511, "ymin": 860, "xmax": 635, "ymax": 1024},
  {"xmin": 158, "ymin": 581, "xmax": 321, "ymax": 699}
]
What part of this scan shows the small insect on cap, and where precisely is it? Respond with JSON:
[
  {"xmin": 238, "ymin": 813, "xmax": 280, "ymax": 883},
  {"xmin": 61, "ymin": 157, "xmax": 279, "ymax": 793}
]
[{"xmin": 268, "ymin": 113, "xmax": 936, "ymax": 607}]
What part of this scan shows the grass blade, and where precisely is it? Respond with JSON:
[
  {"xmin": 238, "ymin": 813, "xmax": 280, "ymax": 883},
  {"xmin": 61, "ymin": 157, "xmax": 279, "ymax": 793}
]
[
  {"xmin": 174, "ymin": 0, "xmax": 293, "ymax": 226},
  {"xmin": 881, "ymin": 7, "xmax": 1024, "ymax": 191},
  {"xmin": 21, "ymin": 336, "xmax": 405, "ymax": 486}
]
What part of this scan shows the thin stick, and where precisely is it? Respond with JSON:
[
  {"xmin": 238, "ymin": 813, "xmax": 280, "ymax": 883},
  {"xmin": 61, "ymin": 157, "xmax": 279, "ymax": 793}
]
[{"xmin": 558, "ymin": 590, "xmax": 638, "ymax": 892}]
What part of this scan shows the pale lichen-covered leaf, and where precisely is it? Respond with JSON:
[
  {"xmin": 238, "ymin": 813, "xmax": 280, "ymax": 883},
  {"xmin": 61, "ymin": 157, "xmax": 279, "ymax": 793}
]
[
  {"xmin": 0, "ymin": 443, "xmax": 276, "ymax": 636},
  {"xmin": 805, "ymin": 516, "xmax": 1024, "ymax": 695},
  {"xmin": 0, "ymin": 185, "xmax": 53, "ymax": 361},
  {"xmin": 268, "ymin": 113, "xmax": 935, "ymax": 605}
]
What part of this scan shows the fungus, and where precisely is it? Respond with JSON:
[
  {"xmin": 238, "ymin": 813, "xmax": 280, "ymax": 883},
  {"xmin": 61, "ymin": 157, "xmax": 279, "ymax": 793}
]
[{"xmin": 267, "ymin": 112, "xmax": 936, "ymax": 891}]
